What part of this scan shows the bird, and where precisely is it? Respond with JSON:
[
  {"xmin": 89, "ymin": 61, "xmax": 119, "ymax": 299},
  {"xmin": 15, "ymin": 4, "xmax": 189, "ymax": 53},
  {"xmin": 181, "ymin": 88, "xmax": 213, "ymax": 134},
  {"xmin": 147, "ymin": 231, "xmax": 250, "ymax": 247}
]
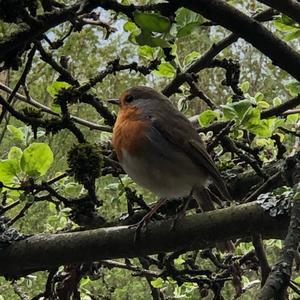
[{"xmin": 109, "ymin": 86, "xmax": 232, "ymax": 249}]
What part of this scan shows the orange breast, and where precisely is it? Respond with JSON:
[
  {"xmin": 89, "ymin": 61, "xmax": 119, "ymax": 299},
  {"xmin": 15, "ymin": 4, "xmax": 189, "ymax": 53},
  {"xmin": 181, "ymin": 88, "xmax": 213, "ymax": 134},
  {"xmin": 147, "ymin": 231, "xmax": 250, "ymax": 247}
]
[{"xmin": 112, "ymin": 106, "xmax": 150, "ymax": 161}]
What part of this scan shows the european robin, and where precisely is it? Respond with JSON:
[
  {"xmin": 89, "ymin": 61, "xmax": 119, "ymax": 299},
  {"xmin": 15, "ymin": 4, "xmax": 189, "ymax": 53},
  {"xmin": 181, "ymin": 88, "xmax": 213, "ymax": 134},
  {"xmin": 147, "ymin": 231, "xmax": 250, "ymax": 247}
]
[{"xmin": 109, "ymin": 86, "xmax": 233, "ymax": 250}]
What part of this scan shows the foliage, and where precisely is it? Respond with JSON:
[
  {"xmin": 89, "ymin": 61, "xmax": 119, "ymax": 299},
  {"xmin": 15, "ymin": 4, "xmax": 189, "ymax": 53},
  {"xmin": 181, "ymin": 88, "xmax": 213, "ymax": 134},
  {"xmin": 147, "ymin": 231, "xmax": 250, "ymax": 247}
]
[{"xmin": 0, "ymin": 0, "xmax": 300, "ymax": 299}]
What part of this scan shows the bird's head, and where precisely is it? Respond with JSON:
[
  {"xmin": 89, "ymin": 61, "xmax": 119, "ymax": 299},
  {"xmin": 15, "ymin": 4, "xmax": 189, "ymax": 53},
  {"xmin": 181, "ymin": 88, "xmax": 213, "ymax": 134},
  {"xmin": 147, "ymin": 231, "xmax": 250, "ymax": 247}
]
[{"xmin": 108, "ymin": 86, "xmax": 167, "ymax": 109}]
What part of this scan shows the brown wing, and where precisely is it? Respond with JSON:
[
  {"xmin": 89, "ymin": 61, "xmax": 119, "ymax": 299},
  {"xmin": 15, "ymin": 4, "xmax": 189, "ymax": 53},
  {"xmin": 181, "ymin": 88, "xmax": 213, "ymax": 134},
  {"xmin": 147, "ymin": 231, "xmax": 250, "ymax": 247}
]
[
  {"xmin": 187, "ymin": 139, "xmax": 231, "ymax": 200},
  {"xmin": 150, "ymin": 105, "xmax": 231, "ymax": 200}
]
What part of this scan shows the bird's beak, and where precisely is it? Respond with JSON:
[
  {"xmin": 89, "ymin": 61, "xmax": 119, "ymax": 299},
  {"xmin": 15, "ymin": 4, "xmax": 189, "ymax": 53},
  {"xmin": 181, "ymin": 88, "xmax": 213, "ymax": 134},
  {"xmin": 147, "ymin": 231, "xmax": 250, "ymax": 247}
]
[{"xmin": 107, "ymin": 98, "xmax": 120, "ymax": 106}]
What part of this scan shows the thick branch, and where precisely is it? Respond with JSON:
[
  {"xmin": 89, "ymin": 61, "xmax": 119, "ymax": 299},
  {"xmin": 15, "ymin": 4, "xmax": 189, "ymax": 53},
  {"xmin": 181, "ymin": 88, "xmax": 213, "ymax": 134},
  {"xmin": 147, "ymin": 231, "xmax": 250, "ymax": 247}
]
[
  {"xmin": 261, "ymin": 95, "xmax": 300, "ymax": 119},
  {"xmin": 0, "ymin": 202, "xmax": 289, "ymax": 278},
  {"xmin": 257, "ymin": 0, "xmax": 300, "ymax": 24},
  {"xmin": 162, "ymin": 8, "xmax": 276, "ymax": 97},
  {"xmin": 179, "ymin": 0, "xmax": 300, "ymax": 82}
]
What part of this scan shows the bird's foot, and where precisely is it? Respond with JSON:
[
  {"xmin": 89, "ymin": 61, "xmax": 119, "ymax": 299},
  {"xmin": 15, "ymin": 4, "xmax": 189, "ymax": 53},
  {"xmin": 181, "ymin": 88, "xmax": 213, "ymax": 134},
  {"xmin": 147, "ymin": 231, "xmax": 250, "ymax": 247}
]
[
  {"xmin": 170, "ymin": 208, "xmax": 186, "ymax": 231},
  {"xmin": 170, "ymin": 196, "xmax": 191, "ymax": 231},
  {"xmin": 130, "ymin": 212, "xmax": 155, "ymax": 243},
  {"xmin": 129, "ymin": 198, "xmax": 167, "ymax": 243}
]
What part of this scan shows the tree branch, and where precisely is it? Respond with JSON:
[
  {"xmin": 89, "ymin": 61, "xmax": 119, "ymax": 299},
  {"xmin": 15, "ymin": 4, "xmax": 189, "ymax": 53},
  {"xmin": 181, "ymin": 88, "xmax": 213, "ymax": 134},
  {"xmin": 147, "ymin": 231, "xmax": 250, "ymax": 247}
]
[
  {"xmin": 259, "ymin": 198, "xmax": 300, "ymax": 299},
  {"xmin": 0, "ymin": 0, "xmax": 136, "ymax": 64},
  {"xmin": 179, "ymin": 0, "xmax": 300, "ymax": 82},
  {"xmin": 162, "ymin": 8, "xmax": 276, "ymax": 97},
  {"xmin": 0, "ymin": 82, "xmax": 112, "ymax": 132},
  {"xmin": 0, "ymin": 202, "xmax": 289, "ymax": 278},
  {"xmin": 252, "ymin": 234, "xmax": 271, "ymax": 286},
  {"xmin": 257, "ymin": 0, "xmax": 300, "ymax": 24},
  {"xmin": 261, "ymin": 95, "xmax": 300, "ymax": 119}
]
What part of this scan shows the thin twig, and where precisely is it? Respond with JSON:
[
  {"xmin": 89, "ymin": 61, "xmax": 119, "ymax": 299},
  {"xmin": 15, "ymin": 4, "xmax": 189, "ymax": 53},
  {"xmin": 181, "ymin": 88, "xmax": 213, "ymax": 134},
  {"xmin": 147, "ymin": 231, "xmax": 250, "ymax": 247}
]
[
  {"xmin": 252, "ymin": 234, "xmax": 271, "ymax": 286},
  {"xmin": 7, "ymin": 203, "xmax": 33, "ymax": 226},
  {"xmin": 243, "ymin": 171, "xmax": 282, "ymax": 203},
  {"xmin": 100, "ymin": 259, "xmax": 161, "ymax": 277},
  {"xmin": 12, "ymin": 281, "xmax": 30, "ymax": 300},
  {"xmin": 0, "ymin": 46, "xmax": 36, "ymax": 124},
  {"xmin": 0, "ymin": 82, "xmax": 112, "ymax": 132}
]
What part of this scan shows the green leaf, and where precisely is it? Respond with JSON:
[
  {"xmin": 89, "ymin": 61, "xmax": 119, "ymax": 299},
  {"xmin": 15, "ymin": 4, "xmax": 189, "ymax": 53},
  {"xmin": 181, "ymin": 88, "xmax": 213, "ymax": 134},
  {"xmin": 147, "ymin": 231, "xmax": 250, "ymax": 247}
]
[
  {"xmin": 257, "ymin": 101, "xmax": 270, "ymax": 109},
  {"xmin": 248, "ymin": 121, "xmax": 272, "ymax": 137},
  {"xmin": 272, "ymin": 96, "xmax": 282, "ymax": 106},
  {"xmin": 47, "ymin": 81, "xmax": 72, "ymax": 98},
  {"xmin": 199, "ymin": 110, "xmax": 219, "ymax": 126},
  {"xmin": 183, "ymin": 51, "xmax": 201, "ymax": 67},
  {"xmin": 80, "ymin": 277, "xmax": 91, "ymax": 287},
  {"xmin": 134, "ymin": 11, "xmax": 171, "ymax": 33},
  {"xmin": 135, "ymin": 29, "xmax": 169, "ymax": 48},
  {"xmin": 151, "ymin": 278, "xmax": 164, "ymax": 288},
  {"xmin": 8, "ymin": 146, "xmax": 23, "ymax": 174},
  {"xmin": 22, "ymin": 194, "xmax": 35, "ymax": 203},
  {"xmin": 177, "ymin": 22, "xmax": 200, "ymax": 38},
  {"xmin": 7, "ymin": 125, "xmax": 25, "ymax": 142},
  {"xmin": 285, "ymin": 81, "xmax": 300, "ymax": 96},
  {"xmin": 139, "ymin": 45, "xmax": 156, "ymax": 60},
  {"xmin": 270, "ymin": 118, "xmax": 285, "ymax": 132},
  {"xmin": 21, "ymin": 143, "xmax": 54, "ymax": 177},
  {"xmin": 174, "ymin": 256, "xmax": 185, "ymax": 265},
  {"xmin": 274, "ymin": 19, "xmax": 297, "ymax": 32},
  {"xmin": 294, "ymin": 276, "xmax": 300, "ymax": 284},
  {"xmin": 221, "ymin": 104, "xmax": 237, "ymax": 120},
  {"xmin": 221, "ymin": 99, "xmax": 253, "ymax": 121},
  {"xmin": 124, "ymin": 21, "xmax": 139, "ymax": 34},
  {"xmin": 255, "ymin": 138, "xmax": 270, "ymax": 147},
  {"xmin": 64, "ymin": 182, "xmax": 81, "ymax": 196},
  {"xmin": 233, "ymin": 100, "xmax": 254, "ymax": 117},
  {"xmin": 241, "ymin": 107, "xmax": 260, "ymax": 127},
  {"xmin": 234, "ymin": 129, "xmax": 244, "ymax": 139},
  {"xmin": 255, "ymin": 92, "xmax": 264, "ymax": 102},
  {"xmin": 8, "ymin": 146, "xmax": 23, "ymax": 161},
  {"xmin": 175, "ymin": 8, "xmax": 203, "ymax": 37},
  {"xmin": 176, "ymin": 8, "xmax": 203, "ymax": 25},
  {"xmin": 153, "ymin": 62, "xmax": 176, "ymax": 78},
  {"xmin": 124, "ymin": 21, "xmax": 141, "ymax": 43},
  {"xmin": 51, "ymin": 103, "xmax": 62, "ymax": 113},
  {"xmin": 286, "ymin": 113, "xmax": 299, "ymax": 124},
  {"xmin": 0, "ymin": 160, "xmax": 18, "ymax": 185},
  {"xmin": 284, "ymin": 29, "xmax": 300, "ymax": 41},
  {"xmin": 240, "ymin": 81, "xmax": 250, "ymax": 93},
  {"xmin": 281, "ymin": 15, "xmax": 297, "ymax": 26}
]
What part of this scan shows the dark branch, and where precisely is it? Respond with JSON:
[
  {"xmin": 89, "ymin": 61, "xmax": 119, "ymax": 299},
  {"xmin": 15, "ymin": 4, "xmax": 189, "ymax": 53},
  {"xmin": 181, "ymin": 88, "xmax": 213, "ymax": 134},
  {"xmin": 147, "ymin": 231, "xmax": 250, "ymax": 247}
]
[
  {"xmin": 179, "ymin": 0, "xmax": 300, "ymax": 82},
  {"xmin": 259, "ymin": 198, "xmax": 300, "ymax": 299},
  {"xmin": 252, "ymin": 234, "xmax": 271, "ymax": 286},
  {"xmin": 257, "ymin": 0, "xmax": 300, "ymax": 24},
  {"xmin": 261, "ymin": 95, "xmax": 300, "ymax": 119},
  {"xmin": 162, "ymin": 8, "xmax": 277, "ymax": 97},
  {"xmin": 0, "ymin": 202, "xmax": 290, "ymax": 278}
]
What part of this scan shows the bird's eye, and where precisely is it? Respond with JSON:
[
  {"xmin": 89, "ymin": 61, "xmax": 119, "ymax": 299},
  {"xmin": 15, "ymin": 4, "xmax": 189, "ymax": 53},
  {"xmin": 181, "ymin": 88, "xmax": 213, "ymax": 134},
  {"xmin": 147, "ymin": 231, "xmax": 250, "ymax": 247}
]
[{"xmin": 125, "ymin": 94, "xmax": 134, "ymax": 103}]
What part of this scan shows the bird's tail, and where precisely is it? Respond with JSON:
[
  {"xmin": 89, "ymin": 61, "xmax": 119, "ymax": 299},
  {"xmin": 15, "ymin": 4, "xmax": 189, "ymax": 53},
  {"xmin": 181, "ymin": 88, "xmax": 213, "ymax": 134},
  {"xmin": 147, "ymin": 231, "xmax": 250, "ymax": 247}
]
[{"xmin": 193, "ymin": 186, "xmax": 235, "ymax": 252}]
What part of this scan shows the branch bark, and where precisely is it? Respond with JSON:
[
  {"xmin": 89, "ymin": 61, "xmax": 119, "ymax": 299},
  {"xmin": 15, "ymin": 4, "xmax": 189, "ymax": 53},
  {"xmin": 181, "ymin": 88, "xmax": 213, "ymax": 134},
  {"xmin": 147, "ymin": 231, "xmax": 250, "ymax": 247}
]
[
  {"xmin": 0, "ymin": 83, "xmax": 112, "ymax": 132},
  {"xmin": 259, "ymin": 198, "xmax": 300, "ymax": 300},
  {"xmin": 0, "ymin": 202, "xmax": 289, "ymax": 278},
  {"xmin": 257, "ymin": 0, "xmax": 300, "ymax": 24},
  {"xmin": 0, "ymin": 1, "xmax": 133, "ymax": 63},
  {"xmin": 178, "ymin": 0, "xmax": 300, "ymax": 82},
  {"xmin": 261, "ymin": 95, "xmax": 300, "ymax": 119}
]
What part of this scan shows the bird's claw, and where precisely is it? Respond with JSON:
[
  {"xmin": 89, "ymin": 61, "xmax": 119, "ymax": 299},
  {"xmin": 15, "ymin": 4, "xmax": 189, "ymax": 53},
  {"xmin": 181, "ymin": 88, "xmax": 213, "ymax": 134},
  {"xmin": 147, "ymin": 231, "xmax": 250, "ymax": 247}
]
[{"xmin": 130, "ymin": 216, "xmax": 151, "ymax": 243}]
